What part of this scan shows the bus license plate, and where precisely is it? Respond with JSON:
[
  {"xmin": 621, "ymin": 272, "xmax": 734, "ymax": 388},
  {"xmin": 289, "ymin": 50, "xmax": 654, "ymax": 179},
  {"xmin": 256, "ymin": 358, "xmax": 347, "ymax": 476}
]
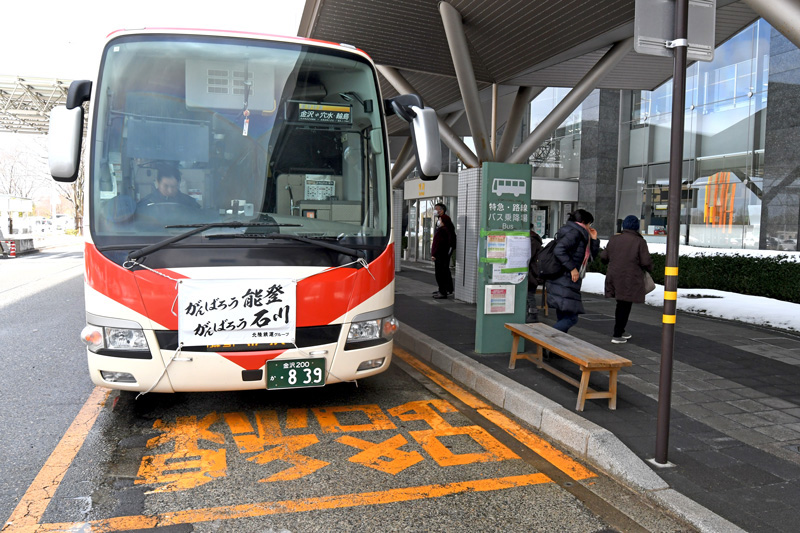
[{"xmin": 267, "ymin": 358, "xmax": 326, "ymax": 390}]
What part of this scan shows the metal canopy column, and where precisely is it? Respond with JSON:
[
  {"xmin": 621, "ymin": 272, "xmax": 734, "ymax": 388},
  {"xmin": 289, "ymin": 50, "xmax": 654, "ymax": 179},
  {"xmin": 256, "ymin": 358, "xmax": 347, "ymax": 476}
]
[
  {"xmin": 391, "ymin": 157, "xmax": 417, "ymax": 188},
  {"xmin": 496, "ymin": 86, "xmax": 544, "ymax": 162},
  {"xmin": 391, "ymin": 139, "xmax": 413, "ymax": 186},
  {"xmin": 439, "ymin": 1, "xmax": 493, "ymax": 163},
  {"xmin": 507, "ymin": 37, "xmax": 634, "ymax": 165},
  {"xmin": 392, "ymin": 111, "xmax": 468, "ymax": 187},
  {"xmin": 378, "ymin": 65, "xmax": 480, "ymax": 168},
  {"xmin": 743, "ymin": 0, "xmax": 800, "ymax": 50}
]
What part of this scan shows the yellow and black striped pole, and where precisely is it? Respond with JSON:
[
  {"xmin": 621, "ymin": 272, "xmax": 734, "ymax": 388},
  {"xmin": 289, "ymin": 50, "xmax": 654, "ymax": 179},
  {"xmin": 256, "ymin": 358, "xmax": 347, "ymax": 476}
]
[{"xmin": 655, "ymin": 0, "xmax": 689, "ymax": 466}]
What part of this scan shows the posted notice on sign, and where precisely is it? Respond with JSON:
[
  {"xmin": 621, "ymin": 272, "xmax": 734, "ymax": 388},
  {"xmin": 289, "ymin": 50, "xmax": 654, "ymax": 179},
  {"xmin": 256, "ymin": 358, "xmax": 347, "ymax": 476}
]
[
  {"xmin": 484, "ymin": 284, "xmax": 515, "ymax": 314},
  {"xmin": 178, "ymin": 279, "xmax": 297, "ymax": 346}
]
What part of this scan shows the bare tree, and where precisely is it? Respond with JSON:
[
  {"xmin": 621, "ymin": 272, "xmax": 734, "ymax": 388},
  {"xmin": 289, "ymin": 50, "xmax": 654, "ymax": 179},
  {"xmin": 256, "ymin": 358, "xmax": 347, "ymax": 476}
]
[
  {"xmin": 0, "ymin": 139, "xmax": 49, "ymax": 198},
  {"xmin": 53, "ymin": 153, "xmax": 85, "ymax": 235}
]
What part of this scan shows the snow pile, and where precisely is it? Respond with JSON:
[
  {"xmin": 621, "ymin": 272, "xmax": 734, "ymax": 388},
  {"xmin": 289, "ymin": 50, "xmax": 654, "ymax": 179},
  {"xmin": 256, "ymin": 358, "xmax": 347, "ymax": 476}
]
[{"xmin": 582, "ymin": 244, "xmax": 800, "ymax": 333}]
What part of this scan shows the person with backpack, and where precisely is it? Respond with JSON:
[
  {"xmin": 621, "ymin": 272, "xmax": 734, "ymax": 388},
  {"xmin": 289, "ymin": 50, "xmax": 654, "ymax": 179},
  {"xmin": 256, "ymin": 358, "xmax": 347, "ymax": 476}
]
[
  {"xmin": 545, "ymin": 209, "xmax": 600, "ymax": 333},
  {"xmin": 431, "ymin": 202, "xmax": 456, "ymax": 299},
  {"xmin": 526, "ymin": 227, "xmax": 544, "ymax": 322}
]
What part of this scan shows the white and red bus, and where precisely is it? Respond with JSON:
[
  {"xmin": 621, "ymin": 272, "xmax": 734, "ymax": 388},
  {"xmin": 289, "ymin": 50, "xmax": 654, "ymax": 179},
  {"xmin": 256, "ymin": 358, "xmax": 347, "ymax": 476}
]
[{"xmin": 48, "ymin": 29, "xmax": 440, "ymax": 394}]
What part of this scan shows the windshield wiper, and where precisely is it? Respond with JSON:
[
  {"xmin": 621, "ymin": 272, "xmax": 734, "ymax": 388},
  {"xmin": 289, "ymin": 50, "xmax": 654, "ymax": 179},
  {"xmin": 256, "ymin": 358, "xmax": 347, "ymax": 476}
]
[
  {"xmin": 206, "ymin": 232, "xmax": 364, "ymax": 259},
  {"xmin": 128, "ymin": 222, "xmax": 297, "ymax": 260}
]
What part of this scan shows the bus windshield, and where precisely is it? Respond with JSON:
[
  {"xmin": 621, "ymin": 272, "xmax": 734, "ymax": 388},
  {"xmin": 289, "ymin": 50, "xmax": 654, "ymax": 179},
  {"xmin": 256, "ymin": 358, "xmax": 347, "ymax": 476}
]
[{"xmin": 90, "ymin": 34, "xmax": 389, "ymax": 260}]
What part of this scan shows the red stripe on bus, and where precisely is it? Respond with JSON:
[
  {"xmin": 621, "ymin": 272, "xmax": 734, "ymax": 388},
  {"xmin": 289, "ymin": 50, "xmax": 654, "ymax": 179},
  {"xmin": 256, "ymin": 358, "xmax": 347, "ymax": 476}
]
[
  {"xmin": 217, "ymin": 350, "xmax": 287, "ymax": 370},
  {"xmin": 84, "ymin": 242, "xmax": 395, "ymax": 330}
]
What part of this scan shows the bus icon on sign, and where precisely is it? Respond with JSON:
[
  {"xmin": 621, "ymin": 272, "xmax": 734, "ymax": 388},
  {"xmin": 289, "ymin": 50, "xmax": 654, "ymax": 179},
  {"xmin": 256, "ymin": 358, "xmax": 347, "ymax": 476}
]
[{"xmin": 491, "ymin": 178, "xmax": 526, "ymax": 197}]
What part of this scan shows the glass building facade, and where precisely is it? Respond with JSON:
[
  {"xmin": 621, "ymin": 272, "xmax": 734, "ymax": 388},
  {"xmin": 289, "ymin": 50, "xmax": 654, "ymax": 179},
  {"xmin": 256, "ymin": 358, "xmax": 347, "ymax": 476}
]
[
  {"xmin": 405, "ymin": 17, "xmax": 798, "ymax": 260},
  {"xmin": 516, "ymin": 18, "xmax": 797, "ymax": 251},
  {"xmin": 620, "ymin": 19, "xmax": 772, "ymax": 249}
]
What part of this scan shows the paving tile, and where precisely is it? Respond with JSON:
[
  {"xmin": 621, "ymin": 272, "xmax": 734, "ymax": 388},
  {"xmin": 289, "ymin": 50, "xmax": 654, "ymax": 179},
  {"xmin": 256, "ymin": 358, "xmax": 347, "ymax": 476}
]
[
  {"xmin": 684, "ymin": 448, "xmax": 741, "ymax": 468},
  {"xmin": 728, "ymin": 386, "xmax": 771, "ymax": 399},
  {"xmin": 728, "ymin": 427, "xmax": 784, "ymax": 447},
  {"xmin": 676, "ymin": 403, "xmax": 718, "ymax": 420},
  {"xmin": 678, "ymin": 379, "xmax": 721, "ymax": 391},
  {"xmin": 753, "ymin": 424, "xmax": 800, "ymax": 442},
  {"xmin": 693, "ymin": 432, "xmax": 742, "ymax": 449},
  {"xmin": 675, "ymin": 390, "xmax": 717, "ymax": 403},
  {"xmin": 702, "ymin": 401, "xmax": 746, "ymax": 415},
  {"xmin": 702, "ymin": 388, "xmax": 746, "ymax": 401},
  {"xmin": 669, "ymin": 381, "xmax": 698, "ymax": 393},
  {"xmin": 729, "ymin": 398, "xmax": 775, "ymax": 412},
  {"xmin": 751, "ymin": 505, "xmax": 800, "ymax": 533},
  {"xmin": 759, "ymin": 410, "xmax": 800, "ymax": 425},
  {"xmin": 692, "ymin": 414, "xmax": 744, "ymax": 433},
  {"xmin": 725, "ymin": 412, "xmax": 776, "ymax": 428}
]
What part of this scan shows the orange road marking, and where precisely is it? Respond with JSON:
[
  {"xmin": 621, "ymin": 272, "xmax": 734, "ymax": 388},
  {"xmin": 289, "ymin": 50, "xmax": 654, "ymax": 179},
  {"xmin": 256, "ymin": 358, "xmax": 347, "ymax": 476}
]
[
  {"xmin": 393, "ymin": 347, "xmax": 596, "ymax": 481},
  {"xmin": 337, "ymin": 434, "xmax": 424, "ymax": 474},
  {"xmin": 477, "ymin": 409, "xmax": 595, "ymax": 480},
  {"xmin": 389, "ymin": 399, "xmax": 459, "ymax": 429},
  {"xmin": 36, "ymin": 474, "xmax": 551, "ymax": 532},
  {"xmin": 312, "ymin": 404, "xmax": 397, "ymax": 432},
  {"xmin": 410, "ymin": 425, "xmax": 520, "ymax": 466},
  {"xmin": 224, "ymin": 410, "xmax": 329, "ymax": 482},
  {"xmin": 136, "ymin": 413, "xmax": 226, "ymax": 493},
  {"xmin": 2, "ymin": 387, "xmax": 109, "ymax": 531},
  {"xmin": 393, "ymin": 348, "xmax": 493, "ymax": 410}
]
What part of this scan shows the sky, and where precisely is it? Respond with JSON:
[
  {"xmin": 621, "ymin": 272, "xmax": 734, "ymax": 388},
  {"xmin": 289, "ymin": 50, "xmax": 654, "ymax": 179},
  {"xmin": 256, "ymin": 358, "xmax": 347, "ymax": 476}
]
[{"xmin": 1, "ymin": 0, "xmax": 306, "ymax": 80}]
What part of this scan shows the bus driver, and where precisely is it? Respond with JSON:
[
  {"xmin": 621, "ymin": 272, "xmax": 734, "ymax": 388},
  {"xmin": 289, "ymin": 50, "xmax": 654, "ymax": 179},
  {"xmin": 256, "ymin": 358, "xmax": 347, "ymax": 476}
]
[{"xmin": 137, "ymin": 163, "xmax": 200, "ymax": 210}]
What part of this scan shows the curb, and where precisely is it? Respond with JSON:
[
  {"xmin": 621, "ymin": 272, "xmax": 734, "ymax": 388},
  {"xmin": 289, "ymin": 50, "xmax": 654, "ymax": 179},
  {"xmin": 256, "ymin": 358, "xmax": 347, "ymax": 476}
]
[{"xmin": 394, "ymin": 321, "xmax": 745, "ymax": 533}]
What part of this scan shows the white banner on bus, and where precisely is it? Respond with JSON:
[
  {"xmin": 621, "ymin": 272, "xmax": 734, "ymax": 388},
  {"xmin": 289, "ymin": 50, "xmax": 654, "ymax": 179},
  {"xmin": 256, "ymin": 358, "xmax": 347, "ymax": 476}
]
[{"xmin": 178, "ymin": 279, "xmax": 297, "ymax": 346}]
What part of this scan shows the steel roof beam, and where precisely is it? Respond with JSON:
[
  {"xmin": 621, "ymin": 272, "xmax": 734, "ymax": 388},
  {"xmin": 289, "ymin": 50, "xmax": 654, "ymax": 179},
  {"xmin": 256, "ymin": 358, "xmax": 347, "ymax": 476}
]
[
  {"xmin": 743, "ymin": 0, "xmax": 800, "ymax": 49},
  {"xmin": 496, "ymin": 86, "xmax": 544, "ymax": 162},
  {"xmin": 507, "ymin": 37, "xmax": 634, "ymax": 165},
  {"xmin": 391, "ymin": 138, "xmax": 414, "ymax": 186},
  {"xmin": 439, "ymin": 1, "xmax": 493, "ymax": 163},
  {"xmin": 378, "ymin": 65, "xmax": 480, "ymax": 169}
]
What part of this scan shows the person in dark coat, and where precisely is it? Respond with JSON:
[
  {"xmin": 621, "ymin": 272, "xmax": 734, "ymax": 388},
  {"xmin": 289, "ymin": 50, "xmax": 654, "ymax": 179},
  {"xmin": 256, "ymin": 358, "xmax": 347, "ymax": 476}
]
[
  {"xmin": 526, "ymin": 227, "xmax": 544, "ymax": 322},
  {"xmin": 600, "ymin": 215, "xmax": 653, "ymax": 343},
  {"xmin": 546, "ymin": 209, "xmax": 600, "ymax": 333},
  {"xmin": 137, "ymin": 163, "xmax": 200, "ymax": 210},
  {"xmin": 431, "ymin": 202, "xmax": 455, "ymax": 299}
]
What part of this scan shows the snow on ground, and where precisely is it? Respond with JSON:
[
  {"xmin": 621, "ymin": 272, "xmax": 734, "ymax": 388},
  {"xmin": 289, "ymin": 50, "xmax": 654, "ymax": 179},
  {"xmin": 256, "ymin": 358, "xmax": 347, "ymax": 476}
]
[{"xmin": 582, "ymin": 243, "xmax": 800, "ymax": 334}]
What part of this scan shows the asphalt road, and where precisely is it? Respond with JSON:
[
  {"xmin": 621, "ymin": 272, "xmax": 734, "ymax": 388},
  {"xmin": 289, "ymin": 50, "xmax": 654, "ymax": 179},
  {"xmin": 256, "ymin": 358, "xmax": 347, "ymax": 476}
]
[{"xmin": 0, "ymin": 245, "xmax": 694, "ymax": 532}]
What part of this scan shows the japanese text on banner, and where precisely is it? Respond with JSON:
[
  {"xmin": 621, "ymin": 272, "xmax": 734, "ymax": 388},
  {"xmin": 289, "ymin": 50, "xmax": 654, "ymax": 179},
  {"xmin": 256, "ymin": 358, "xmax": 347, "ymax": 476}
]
[{"xmin": 178, "ymin": 279, "xmax": 297, "ymax": 346}]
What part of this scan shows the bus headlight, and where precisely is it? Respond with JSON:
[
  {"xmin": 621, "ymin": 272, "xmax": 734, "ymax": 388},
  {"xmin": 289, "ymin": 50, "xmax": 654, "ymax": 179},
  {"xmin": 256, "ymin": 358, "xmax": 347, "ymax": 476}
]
[
  {"xmin": 80, "ymin": 325, "xmax": 149, "ymax": 353},
  {"xmin": 106, "ymin": 327, "xmax": 149, "ymax": 350},
  {"xmin": 347, "ymin": 316, "xmax": 398, "ymax": 343},
  {"xmin": 348, "ymin": 319, "xmax": 381, "ymax": 342}
]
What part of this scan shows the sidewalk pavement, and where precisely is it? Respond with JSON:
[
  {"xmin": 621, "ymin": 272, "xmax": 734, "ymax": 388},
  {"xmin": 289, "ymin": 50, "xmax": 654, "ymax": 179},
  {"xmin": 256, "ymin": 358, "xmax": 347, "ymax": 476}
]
[{"xmin": 394, "ymin": 262, "xmax": 800, "ymax": 533}]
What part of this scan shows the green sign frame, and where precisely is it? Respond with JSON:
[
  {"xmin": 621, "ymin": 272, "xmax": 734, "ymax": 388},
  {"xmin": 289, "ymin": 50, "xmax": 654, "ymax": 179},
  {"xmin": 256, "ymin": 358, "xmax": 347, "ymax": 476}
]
[{"xmin": 475, "ymin": 162, "xmax": 532, "ymax": 353}]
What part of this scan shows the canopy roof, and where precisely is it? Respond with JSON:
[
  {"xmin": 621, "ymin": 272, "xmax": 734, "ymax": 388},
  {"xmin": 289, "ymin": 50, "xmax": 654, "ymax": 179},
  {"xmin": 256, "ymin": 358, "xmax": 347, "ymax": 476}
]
[{"xmin": 299, "ymin": 0, "xmax": 760, "ymax": 134}]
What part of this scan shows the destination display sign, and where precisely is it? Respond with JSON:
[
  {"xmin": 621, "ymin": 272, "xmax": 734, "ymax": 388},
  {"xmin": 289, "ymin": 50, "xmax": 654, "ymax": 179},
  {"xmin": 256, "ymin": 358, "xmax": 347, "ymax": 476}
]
[{"xmin": 287, "ymin": 101, "xmax": 352, "ymax": 125}]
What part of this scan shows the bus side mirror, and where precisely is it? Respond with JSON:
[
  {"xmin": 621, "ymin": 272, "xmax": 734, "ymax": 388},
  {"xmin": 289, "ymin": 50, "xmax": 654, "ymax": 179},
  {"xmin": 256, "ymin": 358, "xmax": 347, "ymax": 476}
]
[
  {"xmin": 49, "ymin": 106, "xmax": 84, "ymax": 182},
  {"xmin": 49, "ymin": 79, "xmax": 92, "ymax": 183},
  {"xmin": 409, "ymin": 106, "xmax": 441, "ymax": 180},
  {"xmin": 387, "ymin": 94, "xmax": 441, "ymax": 181}
]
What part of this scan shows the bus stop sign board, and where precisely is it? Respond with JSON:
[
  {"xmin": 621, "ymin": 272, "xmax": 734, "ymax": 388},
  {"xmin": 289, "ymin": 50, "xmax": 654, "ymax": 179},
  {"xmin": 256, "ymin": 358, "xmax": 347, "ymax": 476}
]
[
  {"xmin": 634, "ymin": 0, "xmax": 716, "ymax": 62},
  {"xmin": 475, "ymin": 162, "xmax": 532, "ymax": 354}
]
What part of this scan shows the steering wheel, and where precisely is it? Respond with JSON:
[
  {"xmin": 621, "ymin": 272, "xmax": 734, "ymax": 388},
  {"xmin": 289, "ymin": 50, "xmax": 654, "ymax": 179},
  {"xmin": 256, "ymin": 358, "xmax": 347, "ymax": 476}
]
[{"xmin": 135, "ymin": 202, "xmax": 201, "ymax": 226}]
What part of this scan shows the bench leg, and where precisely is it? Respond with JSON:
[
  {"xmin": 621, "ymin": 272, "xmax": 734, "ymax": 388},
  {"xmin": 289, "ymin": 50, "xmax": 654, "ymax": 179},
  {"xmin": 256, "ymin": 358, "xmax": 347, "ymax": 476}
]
[
  {"xmin": 576, "ymin": 369, "xmax": 591, "ymax": 411},
  {"xmin": 608, "ymin": 369, "xmax": 619, "ymax": 410},
  {"xmin": 533, "ymin": 344, "xmax": 544, "ymax": 367},
  {"xmin": 508, "ymin": 333, "xmax": 521, "ymax": 369}
]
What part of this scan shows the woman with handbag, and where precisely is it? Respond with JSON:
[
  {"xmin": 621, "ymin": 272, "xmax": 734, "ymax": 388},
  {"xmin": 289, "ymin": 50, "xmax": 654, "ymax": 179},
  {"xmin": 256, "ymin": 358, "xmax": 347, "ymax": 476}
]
[
  {"xmin": 599, "ymin": 215, "xmax": 654, "ymax": 344},
  {"xmin": 546, "ymin": 209, "xmax": 600, "ymax": 333}
]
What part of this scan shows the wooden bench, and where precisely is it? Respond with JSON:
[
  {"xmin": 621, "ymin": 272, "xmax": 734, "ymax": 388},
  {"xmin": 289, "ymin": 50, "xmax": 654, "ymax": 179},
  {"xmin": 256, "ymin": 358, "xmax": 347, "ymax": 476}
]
[{"xmin": 505, "ymin": 322, "xmax": 632, "ymax": 411}]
